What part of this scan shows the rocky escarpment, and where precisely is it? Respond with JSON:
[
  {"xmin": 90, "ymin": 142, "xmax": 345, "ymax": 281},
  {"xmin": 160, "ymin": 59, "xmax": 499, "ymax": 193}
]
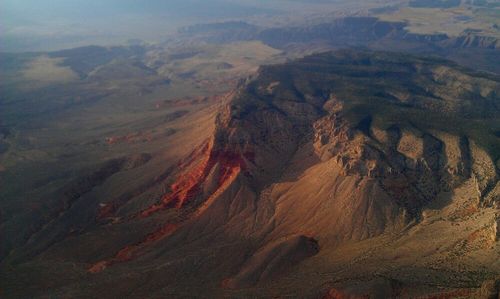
[
  {"xmin": 170, "ymin": 50, "xmax": 500, "ymax": 289},
  {"xmin": 150, "ymin": 50, "xmax": 499, "ymax": 245},
  {"xmin": 446, "ymin": 34, "xmax": 500, "ymax": 50},
  {"xmin": 110, "ymin": 50, "xmax": 498, "ymax": 289},
  {"xmin": 83, "ymin": 51, "xmax": 499, "ymax": 288},
  {"xmin": 178, "ymin": 17, "xmax": 405, "ymax": 48},
  {"xmin": 3, "ymin": 50, "xmax": 498, "ymax": 298},
  {"xmin": 214, "ymin": 50, "xmax": 499, "ymax": 213},
  {"xmin": 258, "ymin": 17, "xmax": 406, "ymax": 49},
  {"xmin": 178, "ymin": 17, "xmax": 500, "ymax": 74},
  {"xmin": 180, "ymin": 17, "xmax": 500, "ymax": 52}
]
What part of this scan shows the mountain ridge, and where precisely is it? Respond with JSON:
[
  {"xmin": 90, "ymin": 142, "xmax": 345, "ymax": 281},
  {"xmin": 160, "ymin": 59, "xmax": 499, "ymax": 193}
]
[
  {"xmin": 91, "ymin": 49, "xmax": 500, "ymax": 296},
  {"xmin": 1, "ymin": 49, "xmax": 499, "ymax": 298}
]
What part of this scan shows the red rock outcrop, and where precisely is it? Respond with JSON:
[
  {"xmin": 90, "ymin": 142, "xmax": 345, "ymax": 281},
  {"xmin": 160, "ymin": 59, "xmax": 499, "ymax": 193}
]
[{"xmin": 88, "ymin": 223, "xmax": 179, "ymax": 273}]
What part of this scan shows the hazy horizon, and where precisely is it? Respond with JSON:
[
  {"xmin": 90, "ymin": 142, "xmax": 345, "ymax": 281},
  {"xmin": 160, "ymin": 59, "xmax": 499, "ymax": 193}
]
[
  {"xmin": 0, "ymin": 0, "xmax": 368, "ymax": 53},
  {"xmin": 0, "ymin": 0, "xmax": 281, "ymax": 52}
]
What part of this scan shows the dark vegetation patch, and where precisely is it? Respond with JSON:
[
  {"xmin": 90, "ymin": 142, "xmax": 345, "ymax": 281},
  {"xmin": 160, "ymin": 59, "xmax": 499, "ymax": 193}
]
[{"xmin": 254, "ymin": 50, "xmax": 500, "ymax": 161}]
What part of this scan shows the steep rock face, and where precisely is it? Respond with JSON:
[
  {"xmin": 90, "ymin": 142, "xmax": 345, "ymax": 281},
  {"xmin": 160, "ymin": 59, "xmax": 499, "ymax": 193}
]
[
  {"xmin": 167, "ymin": 50, "xmax": 499, "ymax": 239},
  {"xmin": 259, "ymin": 17, "xmax": 405, "ymax": 49},
  {"xmin": 6, "ymin": 50, "xmax": 498, "ymax": 298},
  {"xmin": 211, "ymin": 50, "xmax": 499, "ymax": 218},
  {"xmin": 179, "ymin": 17, "xmax": 500, "ymax": 54},
  {"xmin": 177, "ymin": 17, "xmax": 500, "ymax": 76},
  {"xmin": 447, "ymin": 34, "xmax": 500, "ymax": 50},
  {"xmin": 148, "ymin": 51, "xmax": 500, "ymax": 285},
  {"xmin": 79, "ymin": 53, "xmax": 498, "ymax": 293}
]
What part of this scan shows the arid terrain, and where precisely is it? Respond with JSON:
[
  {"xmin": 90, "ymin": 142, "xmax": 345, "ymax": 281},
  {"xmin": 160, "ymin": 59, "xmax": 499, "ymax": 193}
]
[{"xmin": 1, "ymin": 1, "xmax": 499, "ymax": 298}]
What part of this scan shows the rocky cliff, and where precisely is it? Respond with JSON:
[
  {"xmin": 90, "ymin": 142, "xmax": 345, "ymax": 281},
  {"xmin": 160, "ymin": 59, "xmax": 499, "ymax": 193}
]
[{"xmin": 106, "ymin": 50, "xmax": 500, "ymax": 295}]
